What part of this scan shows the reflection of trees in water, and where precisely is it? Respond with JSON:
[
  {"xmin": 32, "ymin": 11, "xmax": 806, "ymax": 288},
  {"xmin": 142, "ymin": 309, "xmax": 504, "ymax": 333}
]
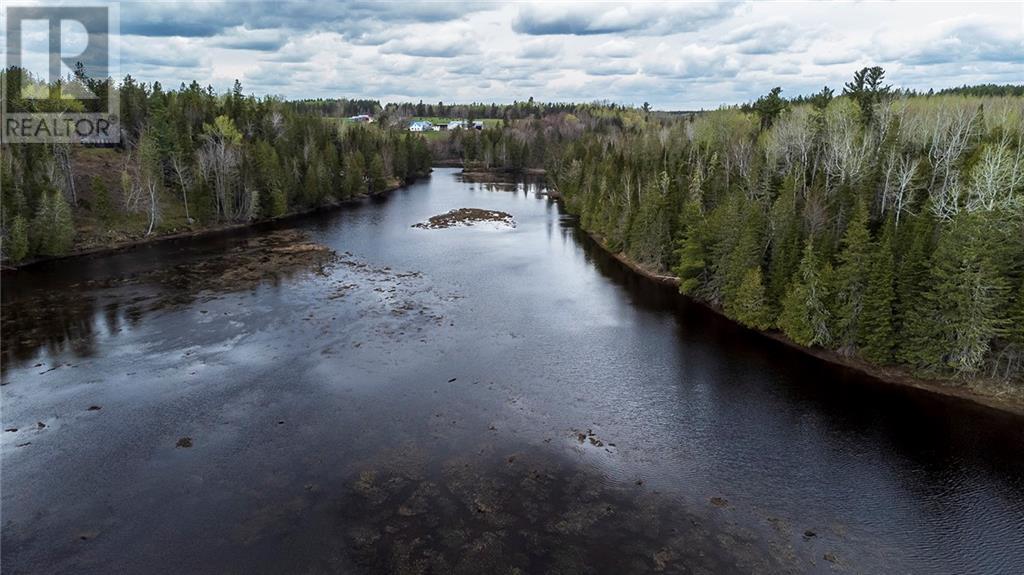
[
  {"xmin": 2, "ymin": 232, "xmax": 332, "ymax": 369},
  {"xmin": 2, "ymin": 291, "xmax": 97, "ymax": 365},
  {"xmin": 2, "ymin": 288, "xmax": 142, "ymax": 367}
]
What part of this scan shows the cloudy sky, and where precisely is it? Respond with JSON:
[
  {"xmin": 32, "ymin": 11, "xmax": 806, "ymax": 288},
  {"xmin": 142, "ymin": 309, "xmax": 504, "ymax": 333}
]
[{"xmin": 9, "ymin": 1, "xmax": 1024, "ymax": 109}]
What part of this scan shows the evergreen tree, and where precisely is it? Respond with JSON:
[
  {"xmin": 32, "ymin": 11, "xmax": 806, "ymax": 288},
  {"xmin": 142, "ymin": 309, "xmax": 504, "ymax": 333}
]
[
  {"xmin": 859, "ymin": 217, "xmax": 896, "ymax": 363},
  {"xmin": 752, "ymin": 87, "xmax": 787, "ymax": 130},
  {"xmin": 843, "ymin": 66, "xmax": 891, "ymax": 126},
  {"xmin": 92, "ymin": 176, "xmax": 113, "ymax": 226},
  {"xmin": 778, "ymin": 240, "xmax": 832, "ymax": 347},
  {"xmin": 6, "ymin": 215, "xmax": 30, "ymax": 263},
  {"xmin": 368, "ymin": 153, "xmax": 387, "ymax": 194},
  {"xmin": 344, "ymin": 152, "xmax": 366, "ymax": 198},
  {"xmin": 728, "ymin": 266, "xmax": 773, "ymax": 330},
  {"xmin": 719, "ymin": 201, "xmax": 765, "ymax": 307},
  {"xmin": 33, "ymin": 191, "xmax": 75, "ymax": 256},
  {"xmin": 767, "ymin": 174, "xmax": 802, "ymax": 305},
  {"xmin": 254, "ymin": 140, "xmax": 286, "ymax": 217},
  {"xmin": 905, "ymin": 214, "xmax": 1008, "ymax": 374},
  {"xmin": 673, "ymin": 199, "xmax": 708, "ymax": 296},
  {"xmin": 302, "ymin": 163, "xmax": 321, "ymax": 207},
  {"xmin": 897, "ymin": 213, "xmax": 937, "ymax": 365},
  {"xmin": 832, "ymin": 200, "xmax": 872, "ymax": 350}
]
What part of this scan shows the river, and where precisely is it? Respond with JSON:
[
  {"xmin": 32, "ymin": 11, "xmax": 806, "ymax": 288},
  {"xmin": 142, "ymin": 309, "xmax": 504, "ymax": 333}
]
[{"xmin": 3, "ymin": 168, "xmax": 1023, "ymax": 573}]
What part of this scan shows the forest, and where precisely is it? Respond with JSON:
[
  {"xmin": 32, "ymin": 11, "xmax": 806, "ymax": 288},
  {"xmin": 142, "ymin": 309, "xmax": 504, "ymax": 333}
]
[
  {"xmin": 0, "ymin": 70, "xmax": 432, "ymax": 263},
  {"xmin": 549, "ymin": 69, "xmax": 1024, "ymax": 386},
  {"xmin": 4, "ymin": 65, "xmax": 1022, "ymax": 388}
]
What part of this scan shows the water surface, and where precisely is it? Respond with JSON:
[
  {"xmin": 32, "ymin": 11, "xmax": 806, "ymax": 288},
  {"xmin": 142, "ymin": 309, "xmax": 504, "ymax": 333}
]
[{"xmin": 3, "ymin": 168, "xmax": 1023, "ymax": 573}]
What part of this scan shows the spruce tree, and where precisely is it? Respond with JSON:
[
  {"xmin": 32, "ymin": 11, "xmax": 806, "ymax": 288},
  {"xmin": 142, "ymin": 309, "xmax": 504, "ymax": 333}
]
[
  {"xmin": 905, "ymin": 214, "xmax": 1008, "ymax": 374},
  {"xmin": 728, "ymin": 266, "xmax": 773, "ymax": 330},
  {"xmin": 767, "ymin": 174, "xmax": 802, "ymax": 305},
  {"xmin": 859, "ymin": 217, "xmax": 896, "ymax": 363},
  {"xmin": 673, "ymin": 199, "xmax": 708, "ymax": 297},
  {"xmin": 720, "ymin": 202, "xmax": 765, "ymax": 307},
  {"xmin": 33, "ymin": 191, "xmax": 75, "ymax": 256},
  {"xmin": 345, "ymin": 152, "xmax": 366, "ymax": 198},
  {"xmin": 92, "ymin": 176, "xmax": 113, "ymax": 226},
  {"xmin": 895, "ymin": 212, "xmax": 935, "ymax": 364},
  {"xmin": 6, "ymin": 215, "xmax": 30, "ymax": 263},
  {"xmin": 368, "ymin": 154, "xmax": 387, "ymax": 194},
  {"xmin": 832, "ymin": 200, "xmax": 872, "ymax": 350},
  {"xmin": 778, "ymin": 240, "xmax": 832, "ymax": 347}
]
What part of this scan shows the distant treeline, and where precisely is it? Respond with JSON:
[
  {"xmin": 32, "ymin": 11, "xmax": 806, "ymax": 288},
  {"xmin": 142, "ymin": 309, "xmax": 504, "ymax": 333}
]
[
  {"xmin": 426, "ymin": 104, "xmax": 661, "ymax": 170},
  {"xmin": 1, "ymin": 71, "xmax": 431, "ymax": 263},
  {"xmin": 547, "ymin": 69, "xmax": 1024, "ymax": 385},
  {"xmin": 271, "ymin": 95, "xmax": 642, "ymax": 125},
  {"xmin": 289, "ymin": 98, "xmax": 384, "ymax": 118},
  {"xmin": 935, "ymin": 84, "xmax": 1024, "ymax": 98}
]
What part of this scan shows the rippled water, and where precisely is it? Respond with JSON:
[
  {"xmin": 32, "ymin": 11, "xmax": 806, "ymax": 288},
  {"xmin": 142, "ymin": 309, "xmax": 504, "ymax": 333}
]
[{"xmin": 3, "ymin": 168, "xmax": 1023, "ymax": 573}]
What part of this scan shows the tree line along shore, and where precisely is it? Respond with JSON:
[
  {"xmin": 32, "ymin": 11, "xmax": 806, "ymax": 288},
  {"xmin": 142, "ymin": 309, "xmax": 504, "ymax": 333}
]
[{"xmin": 2, "ymin": 67, "xmax": 1022, "ymax": 406}]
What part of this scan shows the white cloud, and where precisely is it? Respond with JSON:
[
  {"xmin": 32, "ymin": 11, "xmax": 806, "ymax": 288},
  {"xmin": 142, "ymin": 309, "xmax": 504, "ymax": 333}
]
[
  {"xmin": 46, "ymin": 0, "xmax": 1022, "ymax": 109},
  {"xmin": 592, "ymin": 39, "xmax": 637, "ymax": 58}
]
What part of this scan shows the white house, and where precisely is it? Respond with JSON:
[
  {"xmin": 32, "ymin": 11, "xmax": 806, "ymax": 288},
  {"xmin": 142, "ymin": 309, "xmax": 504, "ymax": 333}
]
[
  {"xmin": 349, "ymin": 114, "xmax": 373, "ymax": 123},
  {"xmin": 409, "ymin": 120, "xmax": 433, "ymax": 132},
  {"xmin": 447, "ymin": 120, "xmax": 468, "ymax": 130}
]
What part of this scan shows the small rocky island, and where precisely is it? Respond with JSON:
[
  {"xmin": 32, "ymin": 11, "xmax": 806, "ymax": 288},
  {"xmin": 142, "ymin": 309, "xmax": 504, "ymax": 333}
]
[{"xmin": 412, "ymin": 208, "xmax": 515, "ymax": 229}]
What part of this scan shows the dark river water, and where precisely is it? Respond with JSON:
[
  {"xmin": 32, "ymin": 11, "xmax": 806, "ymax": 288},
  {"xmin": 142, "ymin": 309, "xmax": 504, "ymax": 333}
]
[{"xmin": 3, "ymin": 168, "xmax": 1023, "ymax": 574}]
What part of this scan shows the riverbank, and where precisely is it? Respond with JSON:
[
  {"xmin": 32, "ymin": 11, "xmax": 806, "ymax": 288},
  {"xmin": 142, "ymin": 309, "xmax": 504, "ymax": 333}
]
[
  {"xmin": 577, "ymin": 227, "xmax": 1024, "ymax": 417},
  {"xmin": 2, "ymin": 172, "xmax": 430, "ymax": 271},
  {"xmin": 520, "ymin": 168, "xmax": 1024, "ymax": 416}
]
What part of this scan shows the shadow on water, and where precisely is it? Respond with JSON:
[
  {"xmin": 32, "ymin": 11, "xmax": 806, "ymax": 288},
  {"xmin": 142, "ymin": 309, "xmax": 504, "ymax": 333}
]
[
  {"xmin": 561, "ymin": 207, "xmax": 1024, "ymax": 506},
  {"xmin": 3, "ymin": 169, "xmax": 1023, "ymax": 574}
]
